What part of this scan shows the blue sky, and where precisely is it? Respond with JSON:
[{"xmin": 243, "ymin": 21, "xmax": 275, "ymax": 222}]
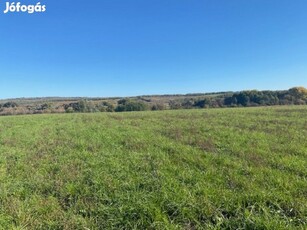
[{"xmin": 0, "ymin": 0, "xmax": 306, "ymax": 98}]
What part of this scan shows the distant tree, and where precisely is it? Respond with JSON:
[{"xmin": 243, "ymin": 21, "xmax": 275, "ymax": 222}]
[
  {"xmin": 194, "ymin": 98, "xmax": 211, "ymax": 108},
  {"xmin": 99, "ymin": 101, "xmax": 115, "ymax": 112},
  {"xmin": 78, "ymin": 100, "xmax": 87, "ymax": 112},
  {"xmin": 289, "ymin": 87, "xmax": 307, "ymax": 99},
  {"xmin": 181, "ymin": 98, "xmax": 195, "ymax": 109},
  {"xmin": 38, "ymin": 103, "xmax": 51, "ymax": 110},
  {"xmin": 63, "ymin": 100, "xmax": 98, "ymax": 113},
  {"xmin": 224, "ymin": 97, "xmax": 235, "ymax": 106},
  {"xmin": 151, "ymin": 103, "xmax": 165, "ymax": 111},
  {"xmin": 65, "ymin": 107, "xmax": 74, "ymax": 113},
  {"xmin": 234, "ymin": 92, "xmax": 250, "ymax": 106},
  {"xmin": 169, "ymin": 100, "xmax": 182, "ymax": 110},
  {"xmin": 117, "ymin": 99, "xmax": 129, "ymax": 105},
  {"xmin": 115, "ymin": 99, "xmax": 148, "ymax": 112},
  {"xmin": 3, "ymin": 102, "xmax": 18, "ymax": 108}
]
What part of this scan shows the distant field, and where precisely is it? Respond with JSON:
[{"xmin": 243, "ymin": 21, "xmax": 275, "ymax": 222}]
[{"xmin": 0, "ymin": 106, "xmax": 306, "ymax": 229}]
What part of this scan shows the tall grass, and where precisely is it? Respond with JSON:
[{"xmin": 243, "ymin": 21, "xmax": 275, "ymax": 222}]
[{"xmin": 0, "ymin": 106, "xmax": 306, "ymax": 229}]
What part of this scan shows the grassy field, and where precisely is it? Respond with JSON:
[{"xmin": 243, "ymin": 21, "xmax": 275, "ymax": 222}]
[{"xmin": 0, "ymin": 106, "xmax": 306, "ymax": 229}]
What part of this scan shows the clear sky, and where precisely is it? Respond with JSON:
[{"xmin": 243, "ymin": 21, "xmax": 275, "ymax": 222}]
[{"xmin": 0, "ymin": 0, "xmax": 306, "ymax": 98}]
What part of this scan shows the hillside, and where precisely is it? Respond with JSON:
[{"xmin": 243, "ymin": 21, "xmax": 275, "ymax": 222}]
[{"xmin": 0, "ymin": 87, "xmax": 306, "ymax": 116}]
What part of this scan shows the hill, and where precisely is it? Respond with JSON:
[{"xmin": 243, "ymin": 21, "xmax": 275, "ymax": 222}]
[{"xmin": 0, "ymin": 87, "xmax": 306, "ymax": 116}]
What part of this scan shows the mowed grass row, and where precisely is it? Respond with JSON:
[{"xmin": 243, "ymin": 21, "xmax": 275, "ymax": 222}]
[{"xmin": 0, "ymin": 106, "xmax": 306, "ymax": 229}]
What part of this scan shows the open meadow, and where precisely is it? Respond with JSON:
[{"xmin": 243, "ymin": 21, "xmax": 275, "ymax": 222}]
[{"xmin": 0, "ymin": 106, "xmax": 306, "ymax": 229}]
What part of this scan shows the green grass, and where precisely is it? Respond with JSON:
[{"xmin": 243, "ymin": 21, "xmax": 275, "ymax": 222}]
[{"xmin": 0, "ymin": 106, "xmax": 306, "ymax": 229}]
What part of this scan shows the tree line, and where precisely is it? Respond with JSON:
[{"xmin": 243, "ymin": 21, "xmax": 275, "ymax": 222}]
[{"xmin": 0, "ymin": 87, "xmax": 306, "ymax": 115}]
